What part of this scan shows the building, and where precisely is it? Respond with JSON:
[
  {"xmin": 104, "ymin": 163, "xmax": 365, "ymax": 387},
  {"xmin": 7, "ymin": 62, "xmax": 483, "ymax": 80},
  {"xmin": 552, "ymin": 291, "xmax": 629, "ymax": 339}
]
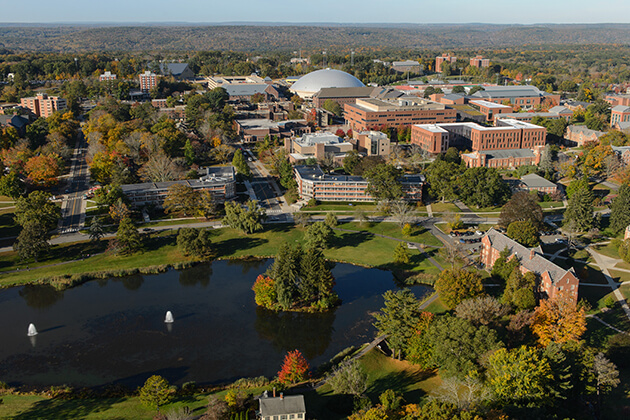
[
  {"xmin": 259, "ymin": 393, "xmax": 306, "ymax": 420},
  {"xmin": 481, "ymin": 228, "xmax": 579, "ymax": 304},
  {"xmin": 121, "ymin": 167, "xmax": 236, "ymax": 207},
  {"xmin": 0, "ymin": 114, "xmax": 30, "ymax": 136},
  {"xmin": 294, "ymin": 165, "xmax": 424, "ymax": 202},
  {"xmin": 565, "ymin": 125, "xmax": 605, "ymax": 147},
  {"xmin": 285, "ymin": 132, "xmax": 354, "ymax": 164},
  {"xmin": 411, "ymin": 119, "xmax": 546, "ymax": 155},
  {"xmin": 392, "ymin": 60, "xmax": 422, "ymax": 73},
  {"xmin": 207, "ymin": 73, "xmax": 268, "ymax": 89},
  {"xmin": 159, "ymin": 63, "xmax": 194, "ymax": 80},
  {"xmin": 469, "ymin": 56, "xmax": 490, "ymax": 68},
  {"xmin": 470, "ymin": 86, "xmax": 560, "ymax": 110},
  {"xmin": 509, "ymin": 173, "xmax": 559, "ymax": 195},
  {"xmin": 469, "ymin": 99, "xmax": 513, "ymax": 122},
  {"xmin": 224, "ymin": 83, "xmax": 281, "ymax": 102},
  {"xmin": 344, "ymin": 97, "xmax": 457, "ymax": 132},
  {"xmin": 435, "ymin": 54, "xmax": 457, "ymax": 73},
  {"xmin": 312, "ymin": 86, "xmax": 374, "ymax": 109},
  {"xmin": 290, "ymin": 69, "xmax": 365, "ymax": 99},
  {"xmin": 235, "ymin": 119, "xmax": 311, "ymax": 143},
  {"xmin": 604, "ymin": 93, "xmax": 630, "ymax": 107},
  {"xmin": 625, "ymin": 225, "xmax": 630, "ymax": 240},
  {"xmin": 20, "ymin": 93, "xmax": 67, "ymax": 118},
  {"xmin": 461, "ymin": 148, "xmax": 543, "ymax": 169},
  {"xmin": 494, "ymin": 106, "xmax": 573, "ymax": 123},
  {"xmin": 139, "ymin": 71, "xmax": 158, "ymax": 93},
  {"xmin": 353, "ymin": 130, "xmax": 391, "ymax": 157},
  {"xmin": 612, "ymin": 145, "xmax": 630, "ymax": 166},
  {"xmin": 99, "ymin": 71, "xmax": 117, "ymax": 81},
  {"xmin": 610, "ymin": 105, "xmax": 630, "ymax": 128}
]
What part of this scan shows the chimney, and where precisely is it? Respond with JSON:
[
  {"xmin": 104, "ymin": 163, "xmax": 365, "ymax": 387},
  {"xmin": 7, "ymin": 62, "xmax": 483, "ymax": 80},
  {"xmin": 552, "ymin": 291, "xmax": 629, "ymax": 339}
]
[
  {"xmin": 273, "ymin": 387, "xmax": 276, "ymax": 398},
  {"xmin": 280, "ymin": 393, "xmax": 284, "ymax": 400},
  {"xmin": 529, "ymin": 249, "xmax": 535, "ymax": 260}
]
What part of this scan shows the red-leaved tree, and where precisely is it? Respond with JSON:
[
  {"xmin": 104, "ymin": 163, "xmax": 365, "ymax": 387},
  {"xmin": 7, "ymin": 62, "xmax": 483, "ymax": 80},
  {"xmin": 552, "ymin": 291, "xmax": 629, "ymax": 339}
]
[
  {"xmin": 335, "ymin": 128, "xmax": 346, "ymax": 138},
  {"xmin": 277, "ymin": 350, "xmax": 310, "ymax": 384}
]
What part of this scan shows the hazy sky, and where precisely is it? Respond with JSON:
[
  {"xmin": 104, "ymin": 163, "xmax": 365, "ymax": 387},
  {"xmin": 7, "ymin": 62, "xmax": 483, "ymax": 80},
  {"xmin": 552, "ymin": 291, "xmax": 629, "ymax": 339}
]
[{"xmin": 1, "ymin": 0, "xmax": 629, "ymax": 24}]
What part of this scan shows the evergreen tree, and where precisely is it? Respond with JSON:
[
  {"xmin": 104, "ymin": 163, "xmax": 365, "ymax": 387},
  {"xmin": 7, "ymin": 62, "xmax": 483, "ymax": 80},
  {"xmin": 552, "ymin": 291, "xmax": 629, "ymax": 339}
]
[
  {"xmin": 610, "ymin": 183, "xmax": 630, "ymax": 235},
  {"xmin": 89, "ymin": 216, "xmax": 105, "ymax": 242},
  {"xmin": 139, "ymin": 375, "xmax": 172, "ymax": 411},
  {"xmin": 305, "ymin": 221, "xmax": 333, "ymax": 250},
  {"xmin": 393, "ymin": 242, "xmax": 410, "ymax": 264},
  {"xmin": 373, "ymin": 289, "xmax": 421, "ymax": 359},
  {"xmin": 270, "ymin": 244, "xmax": 301, "ymax": 310},
  {"xmin": 564, "ymin": 180, "xmax": 594, "ymax": 232},
  {"xmin": 116, "ymin": 217, "xmax": 142, "ymax": 255},
  {"xmin": 232, "ymin": 148, "xmax": 251, "ymax": 178}
]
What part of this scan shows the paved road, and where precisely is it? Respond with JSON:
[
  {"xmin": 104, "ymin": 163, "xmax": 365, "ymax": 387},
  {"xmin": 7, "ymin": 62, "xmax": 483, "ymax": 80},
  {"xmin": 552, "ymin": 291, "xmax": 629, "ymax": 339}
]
[{"xmin": 58, "ymin": 133, "xmax": 89, "ymax": 234}]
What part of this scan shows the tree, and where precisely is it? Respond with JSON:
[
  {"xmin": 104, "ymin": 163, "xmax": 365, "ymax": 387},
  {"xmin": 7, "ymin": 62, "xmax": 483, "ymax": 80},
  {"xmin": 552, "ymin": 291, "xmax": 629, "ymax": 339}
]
[
  {"xmin": 14, "ymin": 191, "xmax": 60, "ymax": 231},
  {"xmin": 364, "ymin": 164, "xmax": 403, "ymax": 202},
  {"xmin": 198, "ymin": 190, "xmax": 218, "ymax": 219},
  {"xmin": 373, "ymin": 289, "xmax": 421, "ymax": 359},
  {"xmin": 593, "ymin": 352, "xmax": 620, "ymax": 401},
  {"xmin": 0, "ymin": 171, "xmax": 23, "ymax": 198},
  {"xmin": 393, "ymin": 242, "xmax": 410, "ymax": 264},
  {"xmin": 610, "ymin": 183, "xmax": 630, "ymax": 235},
  {"xmin": 139, "ymin": 153, "xmax": 183, "ymax": 182},
  {"xmin": 164, "ymin": 184, "xmax": 200, "ymax": 216},
  {"xmin": 206, "ymin": 87, "xmax": 229, "ymax": 112},
  {"xmin": 406, "ymin": 311, "xmax": 435, "ymax": 368},
  {"xmin": 13, "ymin": 220, "xmax": 50, "ymax": 262},
  {"xmin": 507, "ymin": 220, "xmax": 540, "ymax": 247},
  {"xmin": 564, "ymin": 180, "xmax": 594, "ymax": 232},
  {"xmin": 232, "ymin": 149, "xmax": 251, "ymax": 178},
  {"xmin": 24, "ymin": 154, "xmax": 61, "ymax": 186},
  {"xmin": 277, "ymin": 350, "xmax": 310, "ymax": 384},
  {"xmin": 322, "ymin": 99, "xmax": 342, "ymax": 116},
  {"xmin": 176, "ymin": 228, "xmax": 212, "ymax": 258},
  {"xmin": 455, "ymin": 296, "xmax": 508, "ymax": 327},
  {"xmin": 324, "ymin": 212, "xmax": 338, "ymax": 228},
  {"xmin": 498, "ymin": 191, "xmax": 543, "ymax": 230},
  {"xmin": 425, "ymin": 160, "xmax": 460, "ymax": 202},
  {"xmin": 389, "ymin": 200, "xmax": 415, "ymax": 228},
  {"xmin": 458, "ymin": 167, "xmax": 511, "ymax": 208},
  {"xmin": 269, "ymin": 243, "xmax": 301, "ymax": 310},
  {"xmin": 116, "ymin": 217, "xmax": 142, "ymax": 255},
  {"xmin": 139, "ymin": 375, "xmax": 172, "ymax": 411},
  {"xmin": 343, "ymin": 151, "xmax": 362, "ymax": 175},
  {"xmin": 109, "ymin": 198, "xmax": 130, "ymax": 224},
  {"xmin": 252, "ymin": 275, "xmax": 277, "ymax": 310},
  {"xmin": 452, "ymin": 85, "xmax": 466, "ymax": 94},
  {"xmin": 435, "ymin": 269, "xmax": 484, "ymax": 309},
  {"xmin": 304, "ymin": 221, "xmax": 333, "ymax": 250},
  {"xmin": 89, "ymin": 216, "xmax": 105, "ymax": 242},
  {"xmin": 487, "ymin": 346, "xmax": 554, "ymax": 406},
  {"xmin": 427, "ymin": 315, "xmax": 502, "ymax": 378},
  {"xmin": 503, "ymin": 269, "xmax": 537, "ymax": 310},
  {"xmin": 223, "ymin": 199, "xmax": 265, "ymax": 234},
  {"xmin": 293, "ymin": 212, "xmax": 311, "ymax": 228},
  {"xmin": 491, "ymin": 246, "xmax": 520, "ymax": 282},
  {"xmin": 183, "ymin": 139, "xmax": 195, "ymax": 165},
  {"xmin": 327, "ymin": 359, "xmax": 369, "ymax": 397},
  {"xmin": 531, "ymin": 296, "xmax": 586, "ymax": 347},
  {"xmin": 431, "ymin": 376, "xmax": 490, "ymax": 411}
]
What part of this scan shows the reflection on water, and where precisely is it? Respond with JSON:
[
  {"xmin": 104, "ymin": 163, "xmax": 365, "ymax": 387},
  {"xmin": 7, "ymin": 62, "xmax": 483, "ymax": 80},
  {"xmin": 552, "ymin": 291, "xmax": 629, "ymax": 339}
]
[{"xmin": 0, "ymin": 260, "xmax": 431, "ymax": 388}]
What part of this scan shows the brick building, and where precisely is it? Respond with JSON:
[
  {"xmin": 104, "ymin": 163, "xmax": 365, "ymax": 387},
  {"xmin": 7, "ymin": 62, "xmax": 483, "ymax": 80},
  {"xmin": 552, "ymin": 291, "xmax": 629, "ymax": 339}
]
[
  {"xmin": 20, "ymin": 93, "xmax": 67, "ymax": 118},
  {"xmin": 99, "ymin": 71, "xmax": 117, "ymax": 81},
  {"xmin": 285, "ymin": 132, "xmax": 354, "ymax": 164},
  {"xmin": 564, "ymin": 125, "xmax": 605, "ymax": 147},
  {"xmin": 461, "ymin": 148, "xmax": 543, "ymax": 169},
  {"xmin": 312, "ymin": 87, "xmax": 374, "ymax": 109},
  {"xmin": 469, "ymin": 56, "xmax": 490, "ymax": 68},
  {"xmin": 604, "ymin": 94, "xmax": 630, "ymax": 107},
  {"xmin": 469, "ymin": 99, "xmax": 513, "ymax": 122},
  {"xmin": 610, "ymin": 105, "xmax": 630, "ymax": 128},
  {"xmin": 435, "ymin": 54, "xmax": 457, "ymax": 73},
  {"xmin": 294, "ymin": 165, "xmax": 424, "ymax": 202},
  {"xmin": 235, "ymin": 119, "xmax": 311, "ymax": 143},
  {"xmin": 139, "ymin": 71, "xmax": 158, "ymax": 93},
  {"xmin": 470, "ymin": 86, "xmax": 560, "ymax": 110},
  {"xmin": 344, "ymin": 97, "xmax": 456, "ymax": 132},
  {"xmin": 481, "ymin": 228, "xmax": 579, "ymax": 304},
  {"xmin": 509, "ymin": 173, "xmax": 560, "ymax": 195},
  {"xmin": 353, "ymin": 130, "xmax": 391, "ymax": 157}
]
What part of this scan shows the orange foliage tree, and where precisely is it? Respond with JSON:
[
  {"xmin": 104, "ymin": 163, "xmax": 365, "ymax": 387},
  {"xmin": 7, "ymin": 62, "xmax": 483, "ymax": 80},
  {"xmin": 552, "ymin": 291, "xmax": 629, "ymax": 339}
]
[
  {"xmin": 531, "ymin": 295, "xmax": 586, "ymax": 347},
  {"xmin": 25, "ymin": 154, "xmax": 61, "ymax": 186},
  {"xmin": 252, "ymin": 275, "xmax": 277, "ymax": 309},
  {"xmin": 277, "ymin": 350, "xmax": 310, "ymax": 384}
]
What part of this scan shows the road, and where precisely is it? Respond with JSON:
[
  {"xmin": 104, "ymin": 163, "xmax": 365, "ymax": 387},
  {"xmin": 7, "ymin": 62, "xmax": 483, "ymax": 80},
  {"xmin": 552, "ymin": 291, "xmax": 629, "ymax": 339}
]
[{"xmin": 58, "ymin": 132, "xmax": 90, "ymax": 234}]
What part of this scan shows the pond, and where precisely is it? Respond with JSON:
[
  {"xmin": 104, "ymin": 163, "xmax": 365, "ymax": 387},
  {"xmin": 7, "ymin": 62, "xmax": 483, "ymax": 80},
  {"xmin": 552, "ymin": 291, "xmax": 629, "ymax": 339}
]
[{"xmin": 0, "ymin": 260, "xmax": 431, "ymax": 388}]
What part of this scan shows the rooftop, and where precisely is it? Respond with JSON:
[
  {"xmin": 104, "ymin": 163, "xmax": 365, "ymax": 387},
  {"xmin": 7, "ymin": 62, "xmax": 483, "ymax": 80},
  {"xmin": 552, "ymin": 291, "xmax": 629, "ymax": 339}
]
[
  {"xmin": 470, "ymin": 99, "xmax": 512, "ymax": 109},
  {"xmin": 472, "ymin": 85, "xmax": 549, "ymax": 99},
  {"xmin": 520, "ymin": 173, "xmax": 557, "ymax": 188},
  {"xmin": 295, "ymin": 132, "xmax": 345, "ymax": 146},
  {"xmin": 612, "ymin": 105, "xmax": 630, "ymax": 113},
  {"xmin": 259, "ymin": 395, "xmax": 306, "ymax": 416},
  {"xmin": 352, "ymin": 97, "xmax": 445, "ymax": 112}
]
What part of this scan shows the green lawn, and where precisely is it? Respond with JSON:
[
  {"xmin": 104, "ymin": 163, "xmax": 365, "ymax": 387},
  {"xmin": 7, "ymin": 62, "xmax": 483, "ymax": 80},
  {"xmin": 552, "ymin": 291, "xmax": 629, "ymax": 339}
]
[
  {"xmin": 300, "ymin": 202, "xmax": 379, "ymax": 212},
  {"xmin": 539, "ymin": 201, "xmax": 564, "ymax": 209},
  {"xmin": 423, "ymin": 297, "xmax": 448, "ymax": 314},
  {"xmin": 610, "ymin": 269, "xmax": 630, "ymax": 283},
  {"xmin": 0, "ymin": 224, "xmax": 444, "ymax": 288},
  {"xmin": 0, "ymin": 209, "xmax": 19, "ymax": 238},
  {"xmin": 615, "ymin": 261, "xmax": 630, "ymax": 270},
  {"xmin": 337, "ymin": 222, "xmax": 443, "ymax": 247},
  {"xmin": 428, "ymin": 202, "xmax": 459, "ymax": 213},
  {"xmin": 593, "ymin": 243, "xmax": 621, "ymax": 259}
]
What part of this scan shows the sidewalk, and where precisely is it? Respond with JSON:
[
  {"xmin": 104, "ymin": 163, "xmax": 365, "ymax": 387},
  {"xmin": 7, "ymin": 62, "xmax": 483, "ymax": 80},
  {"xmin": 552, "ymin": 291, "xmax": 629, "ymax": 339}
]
[{"xmin": 587, "ymin": 247, "xmax": 630, "ymax": 322}]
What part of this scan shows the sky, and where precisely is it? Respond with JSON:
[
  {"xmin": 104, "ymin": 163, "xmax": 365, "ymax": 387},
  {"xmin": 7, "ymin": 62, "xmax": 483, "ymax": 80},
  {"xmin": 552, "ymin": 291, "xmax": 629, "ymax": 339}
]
[{"xmin": 1, "ymin": 0, "xmax": 629, "ymax": 24}]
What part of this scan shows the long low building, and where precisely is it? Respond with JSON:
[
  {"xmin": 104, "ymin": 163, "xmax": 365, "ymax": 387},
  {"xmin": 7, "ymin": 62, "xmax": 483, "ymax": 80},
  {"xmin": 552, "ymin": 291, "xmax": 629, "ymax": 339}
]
[
  {"xmin": 461, "ymin": 148, "xmax": 543, "ymax": 169},
  {"xmin": 294, "ymin": 165, "xmax": 424, "ymax": 202},
  {"xmin": 344, "ymin": 97, "xmax": 457, "ymax": 132},
  {"xmin": 121, "ymin": 167, "xmax": 236, "ymax": 207}
]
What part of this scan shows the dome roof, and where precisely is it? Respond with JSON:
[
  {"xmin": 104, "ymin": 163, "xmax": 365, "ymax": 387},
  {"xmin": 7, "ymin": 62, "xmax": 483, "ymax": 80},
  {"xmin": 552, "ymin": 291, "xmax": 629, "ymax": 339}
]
[{"xmin": 290, "ymin": 69, "xmax": 365, "ymax": 98}]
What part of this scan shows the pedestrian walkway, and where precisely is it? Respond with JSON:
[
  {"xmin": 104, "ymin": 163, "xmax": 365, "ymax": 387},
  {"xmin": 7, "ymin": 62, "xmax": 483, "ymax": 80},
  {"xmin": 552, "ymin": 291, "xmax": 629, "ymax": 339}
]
[
  {"xmin": 426, "ymin": 204, "xmax": 433, "ymax": 218},
  {"xmin": 587, "ymin": 314, "xmax": 628, "ymax": 334},
  {"xmin": 587, "ymin": 247, "xmax": 630, "ymax": 322}
]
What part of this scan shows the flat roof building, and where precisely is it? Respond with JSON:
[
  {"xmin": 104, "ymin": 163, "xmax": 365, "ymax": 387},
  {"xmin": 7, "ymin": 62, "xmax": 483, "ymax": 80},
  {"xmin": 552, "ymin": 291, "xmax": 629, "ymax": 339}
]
[
  {"xmin": 20, "ymin": 93, "xmax": 67, "ymax": 118},
  {"xmin": 139, "ymin": 71, "xmax": 158, "ymax": 93},
  {"xmin": 286, "ymin": 132, "xmax": 354, "ymax": 164},
  {"xmin": 99, "ymin": 71, "xmax": 117, "ymax": 81},
  {"xmin": 435, "ymin": 53, "xmax": 456, "ymax": 73},
  {"xmin": 471, "ymin": 85, "xmax": 560, "ymax": 110},
  {"xmin": 235, "ymin": 119, "xmax": 311, "ymax": 143},
  {"xmin": 469, "ymin": 56, "xmax": 490, "ymax": 68},
  {"xmin": 611, "ymin": 105, "xmax": 630, "ymax": 128},
  {"xmin": 344, "ymin": 97, "xmax": 456, "ymax": 132}
]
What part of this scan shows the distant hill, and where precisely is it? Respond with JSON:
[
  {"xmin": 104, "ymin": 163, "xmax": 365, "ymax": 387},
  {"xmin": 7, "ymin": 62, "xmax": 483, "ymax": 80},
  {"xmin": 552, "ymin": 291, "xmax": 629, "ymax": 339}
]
[{"xmin": 2, "ymin": 23, "xmax": 630, "ymax": 52}]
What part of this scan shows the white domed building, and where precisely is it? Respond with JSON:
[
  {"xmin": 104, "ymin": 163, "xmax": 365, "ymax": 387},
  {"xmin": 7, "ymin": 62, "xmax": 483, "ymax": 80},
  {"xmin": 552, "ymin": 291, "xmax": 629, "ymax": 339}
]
[{"xmin": 290, "ymin": 68, "xmax": 365, "ymax": 99}]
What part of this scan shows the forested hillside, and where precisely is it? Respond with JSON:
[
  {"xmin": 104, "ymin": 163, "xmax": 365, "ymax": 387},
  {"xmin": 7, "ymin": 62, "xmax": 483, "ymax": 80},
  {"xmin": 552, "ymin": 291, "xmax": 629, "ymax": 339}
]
[{"xmin": 3, "ymin": 23, "xmax": 630, "ymax": 52}]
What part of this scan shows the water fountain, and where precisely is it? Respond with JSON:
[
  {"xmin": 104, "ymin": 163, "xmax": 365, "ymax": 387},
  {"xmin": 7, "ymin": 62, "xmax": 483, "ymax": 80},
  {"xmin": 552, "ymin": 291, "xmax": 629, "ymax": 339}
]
[
  {"xmin": 27, "ymin": 323, "xmax": 38, "ymax": 336},
  {"xmin": 164, "ymin": 311, "xmax": 174, "ymax": 323}
]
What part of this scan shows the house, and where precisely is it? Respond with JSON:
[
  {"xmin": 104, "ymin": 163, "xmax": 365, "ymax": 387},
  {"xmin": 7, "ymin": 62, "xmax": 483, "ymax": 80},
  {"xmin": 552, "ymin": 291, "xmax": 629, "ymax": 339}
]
[
  {"xmin": 510, "ymin": 173, "xmax": 559, "ymax": 195},
  {"xmin": 159, "ymin": 63, "xmax": 194, "ymax": 80},
  {"xmin": 564, "ymin": 125, "xmax": 605, "ymax": 147},
  {"xmin": 0, "ymin": 114, "xmax": 30, "ymax": 136},
  {"xmin": 258, "ymin": 393, "xmax": 306, "ymax": 420},
  {"xmin": 481, "ymin": 228, "xmax": 579, "ymax": 304}
]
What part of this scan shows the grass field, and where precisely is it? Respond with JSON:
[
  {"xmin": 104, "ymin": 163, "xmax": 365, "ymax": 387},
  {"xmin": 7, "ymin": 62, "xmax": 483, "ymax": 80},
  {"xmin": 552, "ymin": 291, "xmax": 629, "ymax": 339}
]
[
  {"xmin": 0, "ymin": 209, "xmax": 19, "ymax": 238},
  {"xmin": 593, "ymin": 242, "xmax": 622, "ymax": 259},
  {"xmin": 427, "ymin": 202, "xmax": 459, "ymax": 213},
  {"xmin": 337, "ymin": 222, "xmax": 443, "ymax": 247}
]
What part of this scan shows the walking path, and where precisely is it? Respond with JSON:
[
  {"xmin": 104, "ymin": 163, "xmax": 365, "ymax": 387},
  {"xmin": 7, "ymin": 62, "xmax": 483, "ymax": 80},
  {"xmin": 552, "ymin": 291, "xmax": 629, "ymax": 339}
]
[
  {"xmin": 586, "ymin": 247, "xmax": 630, "ymax": 322},
  {"xmin": 587, "ymin": 314, "xmax": 629, "ymax": 335}
]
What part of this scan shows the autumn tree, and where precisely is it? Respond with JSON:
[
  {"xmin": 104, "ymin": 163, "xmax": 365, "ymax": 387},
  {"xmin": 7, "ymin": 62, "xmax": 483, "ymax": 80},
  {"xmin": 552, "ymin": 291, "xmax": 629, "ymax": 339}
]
[
  {"xmin": 507, "ymin": 220, "xmax": 540, "ymax": 247},
  {"xmin": 277, "ymin": 350, "xmax": 310, "ymax": 384},
  {"xmin": 592, "ymin": 352, "xmax": 620, "ymax": 409},
  {"xmin": 499, "ymin": 191, "xmax": 544, "ymax": 230},
  {"xmin": 531, "ymin": 296, "xmax": 586, "ymax": 347},
  {"xmin": 116, "ymin": 217, "xmax": 142, "ymax": 255},
  {"xmin": 435, "ymin": 268, "xmax": 484, "ymax": 309},
  {"xmin": 487, "ymin": 346, "xmax": 554, "ymax": 406},
  {"xmin": 139, "ymin": 153, "xmax": 183, "ymax": 182},
  {"xmin": 406, "ymin": 311, "xmax": 435, "ymax": 368},
  {"xmin": 373, "ymin": 289, "xmax": 421, "ymax": 359},
  {"xmin": 24, "ymin": 154, "xmax": 62, "ymax": 186},
  {"xmin": 139, "ymin": 375, "xmax": 172, "ymax": 412},
  {"xmin": 389, "ymin": 200, "xmax": 415, "ymax": 228},
  {"xmin": 164, "ymin": 184, "xmax": 200, "ymax": 216},
  {"xmin": 251, "ymin": 275, "xmax": 277, "ymax": 310},
  {"xmin": 455, "ymin": 296, "xmax": 508, "ymax": 327}
]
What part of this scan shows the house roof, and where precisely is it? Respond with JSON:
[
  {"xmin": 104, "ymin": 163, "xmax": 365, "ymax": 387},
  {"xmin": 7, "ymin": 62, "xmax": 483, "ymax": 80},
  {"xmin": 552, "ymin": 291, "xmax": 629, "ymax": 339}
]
[
  {"xmin": 548, "ymin": 106, "xmax": 572, "ymax": 114},
  {"xmin": 520, "ymin": 173, "xmax": 557, "ymax": 188},
  {"xmin": 259, "ymin": 395, "xmax": 306, "ymax": 416},
  {"xmin": 313, "ymin": 87, "xmax": 373, "ymax": 99},
  {"xmin": 567, "ymin": 125, "xmax": 605, "ymax": 137},
  {"xmin": 485, "ymin": 228, "xmax": 574, "ymax": 284},
  {"xmin": 612, "ymin": 105, "xmax": 630, "ymax": 113},
  {"xmin": 0, "ymin": 114, "xmax": 29, "ymax": 129},
  {"xmin": 463, "ymin": 148, "xmax": 535, "ymax": 159},
  {"xmin": 225, "ymin": 84, "xmax": 268, "ymax": 97},
  {"xmin": 615, "ymin": 121, "xmax": 630, "ymax": 130},
  {"xmin": 160, "ymin": 63, "xmax": 190, "ymax": 77},
  {"xmin": 472, "ymin": 85, "xmax": 546, "ymax": 100}
]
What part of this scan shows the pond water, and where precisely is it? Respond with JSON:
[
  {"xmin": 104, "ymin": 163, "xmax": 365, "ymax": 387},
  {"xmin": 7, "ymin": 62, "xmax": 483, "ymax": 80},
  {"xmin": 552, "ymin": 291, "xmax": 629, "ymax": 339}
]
[{"xmin": 0, "ymin": 260, "xmax": 431, "ymax": 388}]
